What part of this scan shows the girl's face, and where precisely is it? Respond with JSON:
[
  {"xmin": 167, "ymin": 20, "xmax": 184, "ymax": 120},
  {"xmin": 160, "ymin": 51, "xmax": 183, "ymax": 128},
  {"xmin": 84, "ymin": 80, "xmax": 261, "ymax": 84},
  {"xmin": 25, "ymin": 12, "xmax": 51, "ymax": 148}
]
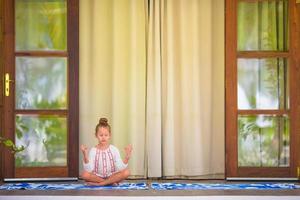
[{"xmin": 96, "ymin": 127, "xmax": 111, "ymax": 146}]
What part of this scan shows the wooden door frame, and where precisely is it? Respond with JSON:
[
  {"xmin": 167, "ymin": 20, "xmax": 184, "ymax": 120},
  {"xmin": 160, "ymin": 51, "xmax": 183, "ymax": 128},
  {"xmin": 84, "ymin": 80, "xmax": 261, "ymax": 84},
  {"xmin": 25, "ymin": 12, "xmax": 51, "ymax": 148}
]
[
  {"xmin": 225, "ymin": 0, "xmax": 300, "ymax": 178},
  {"xmin": 3, "ymin": 0, "xmax": 15, "ymax": 178},
  {"xmin": 0, "ymin": 0, "xmax": 3, "ymax": 181},
  {"xmin": 294, "ymin": 0, "xmax": 300, "ymax": 178},
  {"xmin": 67, "ymin": 0, "xmax": 79, "ymax": 178},
  {"xmin": 2, "ymin": 0, "xmax": 79, "ymax": 178},
  {"xmin": 225, "ymin": 0, "xmax": 238, "ymax": 178}
]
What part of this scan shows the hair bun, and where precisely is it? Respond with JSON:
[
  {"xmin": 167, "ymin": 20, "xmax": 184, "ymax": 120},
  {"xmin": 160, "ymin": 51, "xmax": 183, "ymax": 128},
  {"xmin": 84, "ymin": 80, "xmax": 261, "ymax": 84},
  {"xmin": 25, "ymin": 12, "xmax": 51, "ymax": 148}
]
[{"xmin": 99, "ymin": 118, "xmax": 108, "ymax": 125}]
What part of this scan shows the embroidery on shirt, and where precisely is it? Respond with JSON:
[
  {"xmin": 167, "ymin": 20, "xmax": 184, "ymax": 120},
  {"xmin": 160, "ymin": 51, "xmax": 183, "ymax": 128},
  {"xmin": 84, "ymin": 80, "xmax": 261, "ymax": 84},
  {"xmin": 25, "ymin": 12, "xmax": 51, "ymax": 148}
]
[
  {"xmin": 108, "ymin": 148, "xmax": 116, "ymax": 173},
  {"xmin": 102, "ymin": 151, "xmax": 107, "ymax": 177},
  {"xmin": 94, "ymin": 148, "xmax": 100, "ymax": 174}
]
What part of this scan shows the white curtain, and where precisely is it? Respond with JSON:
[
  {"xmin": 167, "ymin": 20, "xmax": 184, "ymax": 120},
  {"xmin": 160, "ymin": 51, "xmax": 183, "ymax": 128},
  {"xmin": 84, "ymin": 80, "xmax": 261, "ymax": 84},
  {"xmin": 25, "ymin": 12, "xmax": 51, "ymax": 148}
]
[
  {"xmin": 79, "ymin": 0, "xmax": 147, "ymax": 177},
  {"xmin": 79, "ymin": 0, "xmax": 224, "ymax": 178},
  {"xmin": 147, "ymin": 0, "xmax": 224, "ymax": 178}
]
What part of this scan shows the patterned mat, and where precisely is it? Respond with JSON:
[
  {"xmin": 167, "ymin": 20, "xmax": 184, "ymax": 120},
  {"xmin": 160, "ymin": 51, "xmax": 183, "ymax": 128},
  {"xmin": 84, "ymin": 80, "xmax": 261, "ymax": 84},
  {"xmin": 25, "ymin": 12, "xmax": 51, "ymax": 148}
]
[
  {"xmin": 0, "ymin": 182, "xmax": 148, "ymax": 190},
  {"xmin": 1, "ymin": 182, "xmax": 300, "ymax": 190},
  {"xmin": 151, "ymin": 182, "xmax": 300, "ymax": 190}
]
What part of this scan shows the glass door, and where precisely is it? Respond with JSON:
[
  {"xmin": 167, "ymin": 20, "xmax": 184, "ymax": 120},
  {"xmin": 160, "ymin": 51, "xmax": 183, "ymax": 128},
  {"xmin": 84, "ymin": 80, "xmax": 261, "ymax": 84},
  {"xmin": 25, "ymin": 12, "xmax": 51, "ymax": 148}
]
[
  {"xmin": 2, "ymin": 0, "xmax": 78, "ymax": 178},
  {"xmin": 226, "ymin": 0, "xmax": 300, "ymax": 178}
]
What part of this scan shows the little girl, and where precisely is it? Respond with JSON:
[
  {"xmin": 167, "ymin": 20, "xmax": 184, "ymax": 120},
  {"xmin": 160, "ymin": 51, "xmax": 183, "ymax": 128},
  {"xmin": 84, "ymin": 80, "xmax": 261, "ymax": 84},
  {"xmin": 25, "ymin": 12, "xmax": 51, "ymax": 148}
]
[{"xmin": 80, "ymin": 118, "xmax": 132, "ymax": 186}]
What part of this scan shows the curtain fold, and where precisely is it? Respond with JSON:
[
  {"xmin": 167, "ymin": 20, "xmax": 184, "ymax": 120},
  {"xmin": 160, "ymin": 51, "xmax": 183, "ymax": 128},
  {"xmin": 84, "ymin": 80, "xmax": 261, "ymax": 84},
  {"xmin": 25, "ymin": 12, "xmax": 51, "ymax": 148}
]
[
  {"xmin": 146, "ymin": 0, "xmax": 223, "ymax": 177},
  {"xmin": 211, "ymin": 0, "xmax": 225, "ymax": 176},
  {"xmin": 79, "ymin": 0, "xmax": 224, "ymax": 178},
  {"xmin": 161, "ymin": 0, "xmax": 212, "ymax": 176},
  {"xmin": 146, "ymin": 0, "xmax": 163, "ymax": 178}
]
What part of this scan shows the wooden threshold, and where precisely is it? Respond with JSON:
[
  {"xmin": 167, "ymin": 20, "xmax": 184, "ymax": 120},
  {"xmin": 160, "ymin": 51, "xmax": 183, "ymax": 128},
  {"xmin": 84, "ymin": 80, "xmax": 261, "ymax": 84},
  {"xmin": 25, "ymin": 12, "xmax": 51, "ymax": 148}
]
[
  {"xmin": 237, "ymin": 167, "xmax": 291, "ymax": 177},
  {"xmin": 15, "ymin": 166, "xmax": 68, "ymax": 178}
]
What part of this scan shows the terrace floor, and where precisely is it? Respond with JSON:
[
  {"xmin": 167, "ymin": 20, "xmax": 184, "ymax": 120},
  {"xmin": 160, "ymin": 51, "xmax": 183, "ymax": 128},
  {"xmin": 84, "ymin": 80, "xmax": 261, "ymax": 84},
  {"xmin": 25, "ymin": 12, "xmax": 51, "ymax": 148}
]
[{"xmin": 1, "ymin": 179, "xmax": 300, "ymax": 200}]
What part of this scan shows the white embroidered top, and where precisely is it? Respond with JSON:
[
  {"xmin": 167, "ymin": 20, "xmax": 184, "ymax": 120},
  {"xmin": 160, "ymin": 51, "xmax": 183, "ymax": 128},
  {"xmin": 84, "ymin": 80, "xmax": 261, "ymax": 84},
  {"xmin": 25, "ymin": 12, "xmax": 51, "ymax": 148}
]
[{"xmin": 83, "ymin": 145, "xmax": 127, "ymax": 178}]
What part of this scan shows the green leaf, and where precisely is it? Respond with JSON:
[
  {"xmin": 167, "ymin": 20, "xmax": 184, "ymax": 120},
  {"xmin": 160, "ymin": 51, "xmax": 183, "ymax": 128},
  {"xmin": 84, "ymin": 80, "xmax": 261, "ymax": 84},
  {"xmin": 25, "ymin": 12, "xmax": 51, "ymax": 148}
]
[
  {"xmin": 0, "ymin": 136, "xmax": 25, "ymax": 154},
  {"xmin": 3, "ymin": 139, "xmax": 14, "ymax": 147}
]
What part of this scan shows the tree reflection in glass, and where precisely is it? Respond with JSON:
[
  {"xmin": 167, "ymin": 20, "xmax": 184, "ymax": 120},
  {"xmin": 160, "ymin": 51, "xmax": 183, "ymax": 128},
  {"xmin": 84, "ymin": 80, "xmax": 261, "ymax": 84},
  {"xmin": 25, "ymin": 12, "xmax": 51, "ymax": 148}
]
[
  {"xmin": 238, "ymin": 0, "xmax": 288, "ymax": 51},
  {"xmin": 15, "ymin": 57, "xmax": 67, "ymax": 109},
  {"xmin": 15, "ymin": 115, "xmax": 67, "ymax": 167},
  {"xmin": 15, "ymin": 0, "xmax": 67, "ymax": 51},
  {"xmin": 238, "ymin": 58, "xmax": 288, "ymax": 110},
  {"xmin": 238, "ymin": 115, "xmax": 289, "ymax": 167}
]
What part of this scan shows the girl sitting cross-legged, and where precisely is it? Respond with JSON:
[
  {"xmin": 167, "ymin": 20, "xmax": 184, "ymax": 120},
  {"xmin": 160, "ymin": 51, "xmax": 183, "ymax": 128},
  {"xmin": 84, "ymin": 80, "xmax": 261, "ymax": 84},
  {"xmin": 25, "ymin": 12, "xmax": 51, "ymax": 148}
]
[{"xmin": 80, "ymin": 117, "xmax": 133, "ymax": 186}]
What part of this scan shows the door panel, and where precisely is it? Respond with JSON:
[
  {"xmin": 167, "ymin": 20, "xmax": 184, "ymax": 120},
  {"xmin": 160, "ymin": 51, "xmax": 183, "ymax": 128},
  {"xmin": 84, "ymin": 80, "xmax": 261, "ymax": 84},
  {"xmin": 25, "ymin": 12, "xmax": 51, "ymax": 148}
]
[
  {"xmin": 2, "ymin": 0, "xmax": 78, "ymax": 179},
  {"xmin": 226, "ymin": 0, "xmax": 299, "ymax": 178}
]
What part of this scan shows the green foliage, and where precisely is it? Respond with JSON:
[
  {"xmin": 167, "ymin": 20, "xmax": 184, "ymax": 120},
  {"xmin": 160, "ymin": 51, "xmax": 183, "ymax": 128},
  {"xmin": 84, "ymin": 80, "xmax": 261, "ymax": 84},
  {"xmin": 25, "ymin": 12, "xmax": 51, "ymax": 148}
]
[
  {"xmin": 15, "ymin": 115, "xmax": 67, "ymax": 167},
  {"xmin": 15, "ymin": 0, "xmax": 67, "ymax": 51},
  {"xmin": 238, "ymin": 116, "xmax": 258, "ymax": 140},
  {"xmin": 0, "ymin": 136, "xmax": 25, "ymax": 153},
  {"xmin": 238, "ymin": 0, "xmax": 288, "ymax": 51},
  {"xmin": 237, "ymin": 1, "xmax": 290, "ymax": 167},
  {"xmin": 15, "ymin": 57, "xmax": 67, "ymax": 110},
  {"xmin": 12, "ymin": 0, "xmax": 68, "ymax": 167},
  {"xmin": 238, "ymin": 116, "xmax": 289, "ymax": 167}
]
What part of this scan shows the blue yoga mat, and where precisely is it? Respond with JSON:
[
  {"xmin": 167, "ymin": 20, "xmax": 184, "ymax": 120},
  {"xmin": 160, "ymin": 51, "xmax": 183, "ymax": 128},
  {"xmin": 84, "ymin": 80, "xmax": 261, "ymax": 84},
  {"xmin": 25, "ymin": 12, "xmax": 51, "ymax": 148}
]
[
  {"xmin": 151, "ymin": 182, "xmax": 300, "ymax": 190},
  {"xmin": 1, "ymin": 182, "xmax": 300, "ymax": 190},
  {"xmin": 0, "ymin": 182, "xmax": 148, "ymax": 190}
]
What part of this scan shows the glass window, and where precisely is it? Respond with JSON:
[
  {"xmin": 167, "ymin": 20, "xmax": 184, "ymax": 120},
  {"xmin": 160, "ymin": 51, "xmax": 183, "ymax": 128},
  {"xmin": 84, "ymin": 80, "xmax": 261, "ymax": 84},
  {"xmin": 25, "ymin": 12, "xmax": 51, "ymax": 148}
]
[
  {"xmin": 15, "ymin": 0, "xmax": 67, "ymax": 51},
  {"xmin": 238, "ymin": 0, "xmax": 288, "ymax": 51},
  {"xmin": 15, "ymin": 57, "xmax": 67, "ymax": 109},
  {"xmin": 238, "ymin": 58, "xmax": 288, "ymax": 110},
  {"xmin": 15, "ymin": 115, "xmax": 67, "ymax": 167},
  {"xmin": 238, "ymin": 115, "xmax": 289, "ymax": 167}
]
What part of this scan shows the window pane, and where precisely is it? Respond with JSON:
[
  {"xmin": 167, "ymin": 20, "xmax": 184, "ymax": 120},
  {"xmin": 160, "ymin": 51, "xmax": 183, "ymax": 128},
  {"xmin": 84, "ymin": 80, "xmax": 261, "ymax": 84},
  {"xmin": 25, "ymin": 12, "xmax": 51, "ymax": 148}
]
[
  {"xmin": 238, "ymin": 115, "xmax": 289, "ymax": 167},
  {"xmin": 15, "ymin": 57, "xmax": 67, "ymax": 109},
  {"xmin": 15, "ymin": 0, "xmax": 67, "ymax": 51},
  {"xmin": 238, "ymin": 58, "xmax": 288, "ymax": 110},
  {"xmin": 238, "ymin": 0, "xmax": 288, "ymax": 51},
  {"xmin": 15, "ymin": 115, "xmax": 67, "ymax": 167}
]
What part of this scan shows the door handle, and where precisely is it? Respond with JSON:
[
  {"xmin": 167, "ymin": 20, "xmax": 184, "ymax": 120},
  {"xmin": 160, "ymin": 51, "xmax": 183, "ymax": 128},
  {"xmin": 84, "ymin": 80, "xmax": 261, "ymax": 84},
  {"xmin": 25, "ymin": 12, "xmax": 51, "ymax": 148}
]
[{"xmin": 5, "ymin": 73, "xmax": 13, "ymax": 97}]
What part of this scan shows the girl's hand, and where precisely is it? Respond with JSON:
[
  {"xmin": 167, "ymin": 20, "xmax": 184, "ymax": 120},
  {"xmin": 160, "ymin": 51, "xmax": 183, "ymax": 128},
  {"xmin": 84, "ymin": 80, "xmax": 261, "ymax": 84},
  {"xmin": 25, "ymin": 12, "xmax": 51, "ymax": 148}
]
[
  {"xmin": 80, "ymin": 144, "xmax": 89, "ymax": 164},
  {"xmin": 124, "ymin": 144, "xmax": 133, "ymax": 160},
  {"xmin": 80, "ymin": 144, "xmax": 88, "ymax": 154}
]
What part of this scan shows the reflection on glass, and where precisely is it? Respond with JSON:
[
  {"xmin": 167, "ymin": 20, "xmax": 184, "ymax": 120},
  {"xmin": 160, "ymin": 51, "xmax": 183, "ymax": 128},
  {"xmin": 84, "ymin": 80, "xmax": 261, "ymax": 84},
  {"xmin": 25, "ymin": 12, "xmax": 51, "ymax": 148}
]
[
  {"xmin": 15, "ymin": 0, "xmax": 66, "ymax": 51},
  {"xmin": 238, "ymin": 58, "xmax": 288, "ymax": 110},
  {"xmin": 238, "ymin": 0, "xmax": 288, "ymax": 51},
  {"xmin": 15, "ymin": 115, "xmax": 67, "ymax": 167},
  {"xmin": 238, "ymin": 115, "xmax": 289, "ymax": 167},
  {"xmin": 16, "ymin": 57, "xmax": 67, "ymax": 109}
]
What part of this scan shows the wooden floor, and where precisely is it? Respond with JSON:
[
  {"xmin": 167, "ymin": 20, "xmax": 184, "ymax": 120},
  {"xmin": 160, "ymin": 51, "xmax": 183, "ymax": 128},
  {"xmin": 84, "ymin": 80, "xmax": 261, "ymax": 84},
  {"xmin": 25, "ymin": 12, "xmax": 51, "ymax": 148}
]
[{"xmin": 1, "ymin": 180, "xmax": 300, "ymax": 200}]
